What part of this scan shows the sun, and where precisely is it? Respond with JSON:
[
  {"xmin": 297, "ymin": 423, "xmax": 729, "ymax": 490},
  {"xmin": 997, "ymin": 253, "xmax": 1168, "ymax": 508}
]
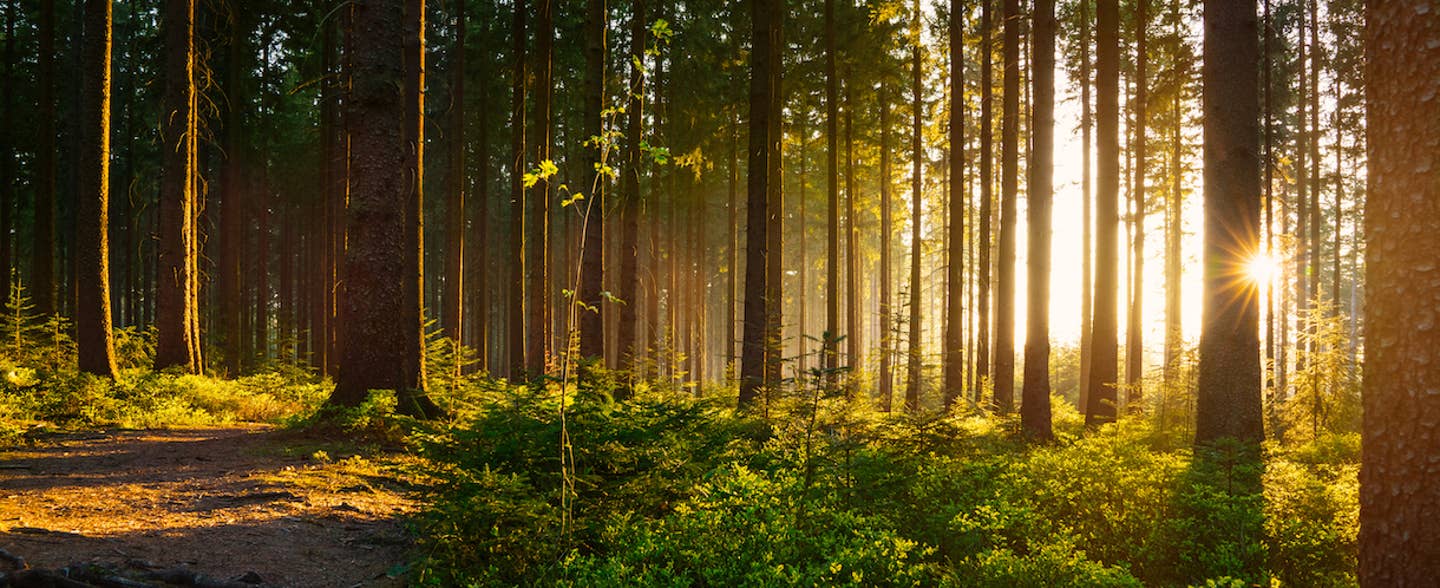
[{"xmin": 1243, "ymin": 251, "xmax": 1280, "ymax": 287}]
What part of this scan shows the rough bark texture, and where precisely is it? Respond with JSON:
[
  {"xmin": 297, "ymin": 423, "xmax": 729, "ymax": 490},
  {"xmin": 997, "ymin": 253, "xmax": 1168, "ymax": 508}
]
[
  {"xmin": 1087, "ymin": 0, "xmax": 1120, "ymax": 426},
  {"xmin": 76, "ymin": 0, "xmax": 119, "ymax": 379},
  {"xmin": 578, "ymin": 0, "xmax": 608, "ymax": 362},
  {"xmin": 993, "ymin": 0, "xmax": 1019, "ymax": 414},
  {"xmin": 1021, "ymin": 0, "xmax": 1054, "ymax": 439},
  {"xmin": 1359, "ymin": 1, "xmax": 1440, "ymax": 582},
  {"xmin": 739, "ymin": 0, "xmax": 780, "ymax": 408},
  {"xmin": 332, "ymin": 0, "xmax": 436, "ymax": 417},
  {"xmin": 1195, "ymin": 0, "xmax": 1262, "ymax": 445},
  {"xmin": 155, "ymin": 0, "xmax": 199, "ymax": 373}
]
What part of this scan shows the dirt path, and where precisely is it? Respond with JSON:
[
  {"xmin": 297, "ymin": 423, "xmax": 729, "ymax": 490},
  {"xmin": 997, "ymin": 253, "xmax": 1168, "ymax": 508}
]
[{"xmin": 0, "ymin": 426, "xmax": 419, "ymax": 587}]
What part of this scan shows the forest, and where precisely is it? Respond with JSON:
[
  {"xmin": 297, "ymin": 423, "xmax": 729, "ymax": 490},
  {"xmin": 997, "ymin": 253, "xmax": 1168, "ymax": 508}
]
[{"xmin": 0, "ymin": 0, "xmax": 1436, "ymax": 585}]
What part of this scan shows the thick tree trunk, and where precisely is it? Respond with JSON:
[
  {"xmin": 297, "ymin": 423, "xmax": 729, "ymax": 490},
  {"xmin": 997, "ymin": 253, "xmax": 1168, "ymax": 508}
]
[
  {"xmin": 1021, "ymin": 0, "xmax": 1054, "ymax": 439},
  {"xmin": 332, "ymin": 0, "xmax": 438, "ymax": 418},
  {"xmin": 578, "ymin": 0, "xmax": 607, "ymax": 362},
  {"xmin": 1086, "ymin": 0, "xmax": 1120, "ymax": 426},
  {"xmin": 76, "ymin": 0, "xmax": 118, "ymax": 379},
  {"xmin": 739, "ymin": 0, "xmax": 781, "ymax": 408},
  {"xmin": 993, "ymin": 0, "xmax": 1019, "ymax": 414},
  {"xmin": 1359, "ymin": 3, "xmax": 1440, "ymax": 579},
  {"xmin": 155, "ymin": 0, "xmax": 199, "ymax": 373},
  {"xmin": 1195, "ymin": 0, "xmax": 1262, "ymax": 445}
]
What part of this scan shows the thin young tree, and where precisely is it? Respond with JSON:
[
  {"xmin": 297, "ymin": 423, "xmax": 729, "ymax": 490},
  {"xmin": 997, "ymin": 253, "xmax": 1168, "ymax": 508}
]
[
  {"xmin": 1126, "ymin": 0, "xmax": 1148, "ymax": 409},
  {"xmin": 155, "ymin": 0, "xmax": 199, "ymax": 373},
  {"xmin": 1195, "ymin": 0, "xmax": 1262, "ymax": 445},
  {"xmin": 76, "ymin": 0, "xmax": 119, "ymax": 379},
  {"xmin": 528, "ymin": 0, "xmax": 554, "ymax": 375},
  {"xmin": 1358, "ymin": 2, "xmax": 1440, "ymax": 581},
  {"xmin": 824, "ymin": 0, "xmax": 840, "ymax": 380},
  {"xmin": 331, "ymin": 0, "xmax": 439, "ymax": 417},
  {"xmin": 444, "ymin": 0, "xmax": 467, "ymax": 349},
  {"xmin": 903, "ymin": 0, "xmax": 924, "ymax": 413},
  {"xmin": 1021, "ymin": 0, "xmax": 1054, "ymax": 439},
  {"xmin": 507, "ymin": 0, "xmax": 527, "ymax": 377},
  {"xmin": 1086, "ymin": 0, "xmax": 1120, "ymax": 426}
]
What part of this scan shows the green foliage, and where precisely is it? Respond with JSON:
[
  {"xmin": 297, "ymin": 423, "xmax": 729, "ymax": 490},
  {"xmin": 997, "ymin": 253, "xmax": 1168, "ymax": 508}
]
[{"xmin": 413, "ymin": 387, "xmax": 1360, "ymax": 587}]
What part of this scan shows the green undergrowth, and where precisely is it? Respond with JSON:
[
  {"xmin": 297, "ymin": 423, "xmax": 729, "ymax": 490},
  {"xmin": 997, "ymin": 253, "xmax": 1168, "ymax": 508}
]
[{"xmin": 409, "ymin": 377, "xmax": 1359, "ymax": 587}]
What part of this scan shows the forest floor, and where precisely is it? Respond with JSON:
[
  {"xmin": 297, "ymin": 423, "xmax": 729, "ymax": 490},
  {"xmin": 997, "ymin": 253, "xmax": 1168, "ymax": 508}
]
[{"xmin": 0, "ymin": 425, "xmax": 420, "ymax": 587}]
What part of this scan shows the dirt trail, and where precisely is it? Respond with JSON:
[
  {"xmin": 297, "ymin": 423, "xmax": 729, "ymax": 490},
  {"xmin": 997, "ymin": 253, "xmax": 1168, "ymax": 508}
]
[{"xmin": 0, "ymin": 426, "xmax": 417, "ymax": 587}]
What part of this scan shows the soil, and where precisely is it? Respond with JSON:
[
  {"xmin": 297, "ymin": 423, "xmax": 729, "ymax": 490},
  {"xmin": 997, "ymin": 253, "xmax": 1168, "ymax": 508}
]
[{"xmin": 0, "ymin": 426, "xmax": 420, "ymax": 587}]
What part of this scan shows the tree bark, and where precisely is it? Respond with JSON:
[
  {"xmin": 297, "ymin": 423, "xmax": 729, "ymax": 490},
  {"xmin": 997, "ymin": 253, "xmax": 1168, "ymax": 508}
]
[
  {"xmin": 1086, "ymin": 0, "xmax": 1120, "ymax": 426},
  {"xmin": 993, "ymin": 0, "xmax": 1019, "ymax": 414},
  {"xmin": 33, "ymin": 0, "xmax": 57, "ymax": 317},
  {"xmin": 943, "ymin": 0, "xmax": 966, "ymax": 410},
  {"xmin": 823, "ymin": 0, "xmax": 839, "ymax": 382},
  {"xmin": 1126, "ymin": 0, "xmax": 1148, "ymax": 410},
  {"xmin": 76, "ymin": 0, "xmax": 118, "ymax": 379},
  {"xmin": 617, "ymin": 0, "xmax": 645, "ymax": 389},
  {"xmin": 1, "ymin": 0, "xmax": 16, "ymax": 313},
  {"xmin": 155, "ymin": 0, "xmax": 199, "ymax": 373},
  {"xmin": 1021, "ymin": 0, "xmax": 1054, "ymax": 439},
  {"xmin": 1079, "ymin": 0, "xmax": 1094, "ymax": 413},
  {"xmin": 507, "ymin": 0, "xmax": 527, "ymax": 378},
  {"xmin": 445, "ymin": 0, "xmax": 467, "ymax": 349},
  {"xmin": 578, "ymin": 0, "xmax": 608, "ymax": 362},
  {"xmin": 976, "ymin": 0, "xmax": 993, "ymax": 404},
  {"xmin": 904, "ymin": 0, "xmax": 924, "ymax": 413},
  {"xmin": 740, "ymin": 0, "xmax": 782, "ymax": 408},
  {"xmin": 1195, "ymin": 0, "xmax": 1262, "ymax": 445},
  {"xmin": 332, "ymin": 0, "xmax": 438, "ymax": 418},
  {"xmin": 878, "ymin": 86, "xmax": 893, "ymax": 411},
  {"xmin": 528, "ymin": 0, "xmax": 553, "ymax": 375},
  {"xmin": 1359, "ymin": 2, "xmax": 1440, "ymax": 579}
]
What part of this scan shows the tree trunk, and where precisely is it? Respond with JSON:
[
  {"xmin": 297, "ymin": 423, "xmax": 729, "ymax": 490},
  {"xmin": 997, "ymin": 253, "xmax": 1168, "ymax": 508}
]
[
  {"xmin": 976, "ymin": 0, "xmax": 993, "ymax": 404},
  {"xmin": 904, "ymin": 0, "xmax": 923, "ymax": 413},
  {"xmin": 332, "ymin": 0, "xmax": 438, "ymax": 418},
  {"xmin": 76, "ymin": 0, "xmax": 118, "ymax": 379},
  {"xmin": 507, "ymin": 0, "xmax": 527, "ymax": 378},
  {"xmin": 1126, "ymin": 0, "xmax": 1148, "ymax": 410},
  {"xmin": 878, "ymin": 86, "xmax": 893, "ymax": 411},
  {"xmin": 727, "ymin": 112, "xmax": 738, "ymax": 380},
  {"xmin": 527, "ymin": 0, "xmax": 553, "ymax": 376},
  {"xmin": 762, "ymin": 4, "xmax": 785, "ymax": 393},
  {"xmin": 993, "ymin": 0, "xmax": 1019, "ymax": 414},
  {"xmin": 823, "ymin": 0, "xmax": 839, "ymax": 382},
  {"xmin": 401, "ymin": 0, "xmax": 429, "ymax": 410},
  {"xmin": 943, "ymin": 0, "xmax": 965, "ymax": 410},
  {"xmin": 1195, "ymin": 0, "xmax": 1262, "ymax": 445},
  {"xmin": 1086, "ymin": 0, "xmax": 1120, "ymax": 426},
  {"xmin": 445, "ymin": 0, "xmax": 467, "ymax": 348},
  {"xmin": 220, "ymin": 14, "xmax": 246, "ymax": 377},
  {"xmin": 739, "ymin": 0, "xmax": 781, "ymax": 408},
  {"xmin": 578, "ymin": 0, "xmax": 607, "ymax": 362},
  {"xmin": 1, "ymin": 0, "xmax": 16, "ymax": 313},
  {"xmin": 844, "ymin": 74, "xmax": 860, "ymax": 388},
  {"xmin": 617, "ymin": 0, "xmax": 645, "ymax": 389},
  {"xmin": 1021, "ymin": 0, "xmax": 1054, "ymax": 439},
  {"xmin": 33, "ymin": 0, "xmax": 57, "ymax": 317},
  {"xmin": 1358, "ymin": 2, "xmax": 1440, "ymax": 576},
  {"xmin": 155, "ymin": 0, "xmax": 199, "ymax": 373},
  {"xmin": 1079, "ymin": 0, "xmax": 1094, "ymax": 412}
]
